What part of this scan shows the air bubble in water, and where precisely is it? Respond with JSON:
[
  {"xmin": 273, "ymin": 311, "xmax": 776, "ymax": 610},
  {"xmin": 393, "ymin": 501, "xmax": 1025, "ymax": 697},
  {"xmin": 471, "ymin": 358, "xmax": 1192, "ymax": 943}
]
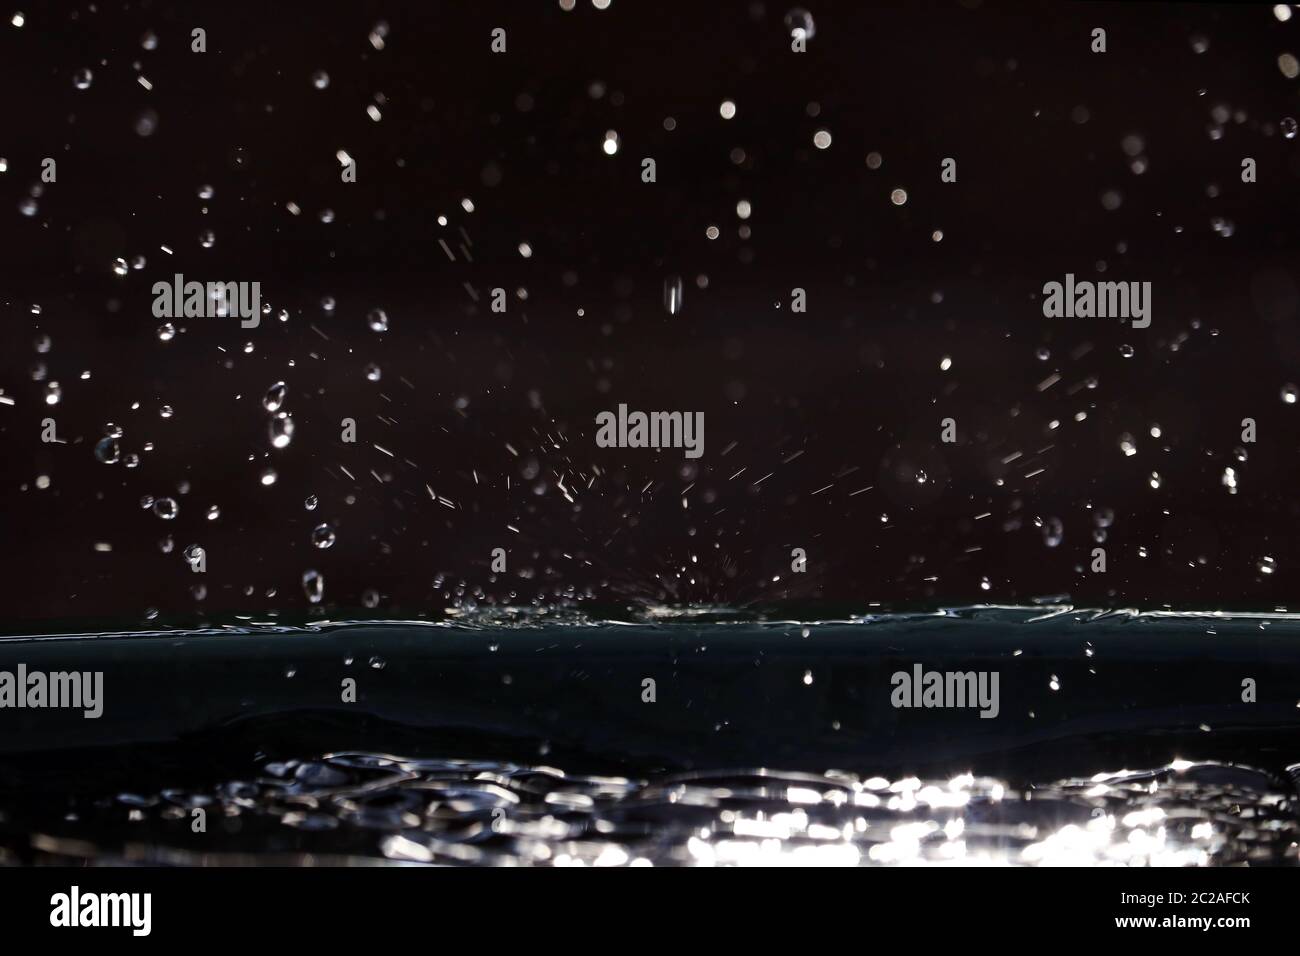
[
  {"xmin": 664, "ymin": 275, "xmax": 683, "ymax": 315},
  {"xmin": 269, "ymin": 412, "xmax": 294, "ymax": 449},
  {"xmin": 367, "ymin": 308, "xmax": 389, "ymax": 332},
  {"xmin": 302, "ymin": 570, "xmax": 324, "ymax": 604},
  {"xmin": 311, "ymin": 523, "xmax": 336, "ymax": 549},
  {"xmin": 153, "ymin": 497, "xmax": 178, "ymax": 520},
  {"xmin": 263, "ymin": 381, "xmax": 287, "ymax": 412}
]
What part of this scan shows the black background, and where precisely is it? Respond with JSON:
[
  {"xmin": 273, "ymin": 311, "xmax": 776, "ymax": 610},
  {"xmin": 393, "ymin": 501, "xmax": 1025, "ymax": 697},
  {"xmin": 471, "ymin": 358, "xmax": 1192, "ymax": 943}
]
[{"xmin": 2, "ymin": 0, "xmax": 1299, "ymax": 625}]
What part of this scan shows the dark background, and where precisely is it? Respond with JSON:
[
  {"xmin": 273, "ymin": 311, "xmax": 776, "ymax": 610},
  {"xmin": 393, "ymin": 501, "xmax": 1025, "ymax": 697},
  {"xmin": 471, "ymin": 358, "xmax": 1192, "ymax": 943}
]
[{"xmin": 1, "ymin": 0, "xmax": 1299, "ymax": 625}]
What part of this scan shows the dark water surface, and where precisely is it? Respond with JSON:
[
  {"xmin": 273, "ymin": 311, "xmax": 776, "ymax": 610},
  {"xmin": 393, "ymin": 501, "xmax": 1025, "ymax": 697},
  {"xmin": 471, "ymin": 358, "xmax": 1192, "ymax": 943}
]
[{"xmin": 2, "ymin": 607, "xmax": 1298, "ymax": 865}]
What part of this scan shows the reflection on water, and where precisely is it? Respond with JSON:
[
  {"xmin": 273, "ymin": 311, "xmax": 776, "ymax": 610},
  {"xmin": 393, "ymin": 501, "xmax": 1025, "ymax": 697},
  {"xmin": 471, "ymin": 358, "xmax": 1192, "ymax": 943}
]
[{"xmin": 6, "ymin": 756, "xmax": 1296, "ymax": 866}]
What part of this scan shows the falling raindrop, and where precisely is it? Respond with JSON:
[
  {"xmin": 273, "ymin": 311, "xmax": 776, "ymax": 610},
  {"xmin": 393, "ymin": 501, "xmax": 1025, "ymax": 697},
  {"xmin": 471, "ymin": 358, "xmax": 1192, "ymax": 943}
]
[
  {"xmin": 94, "ymin": 436, "xmax": 121, "ymax": 464},
  {"xmin": 73, "ymin": 68, "xmax": 93, "ymax": 90},
  {"xmin": 312, "ymin": 70, "xmax": 330, "ymax": 90},
  {"xmin": 302, "ymin": 570, "xmax": 324, "ymax": 604},
  {"xmin": 367, "ymin": 308, "xmax": 389, "ymax": 332},
  {"xmin": 269, "ymin": 412, "xmax": 295, "ymax": 449},
  {"xmin": 311, "ymin": 523, "xmax": 336, "ymax": 549},
  {"xmin": 663, "ymin": 275, "xmax": 683, "ymax": 315},
  {"xmin": 784, "ymin": 8, "xmax": 815, "ymax": 41},
  {"xmin": 152, "ymin": 497, "xmax": 178, "ymax": 520},
  {"xmin": 263, "ymin": 381, "xmax": 287, "ymax": 412}
]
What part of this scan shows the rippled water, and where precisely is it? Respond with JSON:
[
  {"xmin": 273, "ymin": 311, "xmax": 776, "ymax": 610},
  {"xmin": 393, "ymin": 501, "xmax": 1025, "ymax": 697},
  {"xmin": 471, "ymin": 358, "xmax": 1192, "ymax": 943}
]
[{"xmin": 4, "ymin": 755, "xmax": 1297, "ymax": 867}]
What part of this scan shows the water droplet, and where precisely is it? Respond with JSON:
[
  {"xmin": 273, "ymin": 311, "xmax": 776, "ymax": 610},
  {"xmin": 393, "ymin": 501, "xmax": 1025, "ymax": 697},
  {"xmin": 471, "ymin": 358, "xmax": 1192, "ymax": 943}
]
[
  {"xmin": 73, "ymin": 68, "xmax": 93, "ymax": 90},
  {"xmin": 813, "ymin": 129, "xmax": 832, "ymax": 149},
  {"xmin": 153, "ymin": 497, "xmax": 178, "ymax": 520},
  {"xmin": 719, "ymin": 100, "xmax": 736, "ymax": 120},
  {"xmin": 663, "ymin": 275, "xmax": 683, "ymax": 315},
  {"xmin": 141, "ymin": 31, "xmax": 158, "ymax": 51},
  {"xmin": 260, "ymin": 468, "xmax": 278, "ymax": 486},
  {"xmin": 269, "ymin": 412, "xmax": 294, "ymax": 449},
  {"xmin": 302, "ymin": 569, "xmax": 324, "ymax": 603},
  {"xmin": 367, "ymin": 308, "xmax": 389, "ymax": 332},
  {"xmin": 206, "ymin": 505, "xmax": 220, "ymax": 521},
  {"xmin": 198, "ymin": 229, "xmax": 215, "ymax": 249},
  {"xmin": 134, "ymin": 109, "xmax": 159, "ymax": 137},
  {"xmin": 263, "ymin": 381, "xmax": 287, "ymax": 412},
  {"xmin": 159, "ymin": 404, "xmax": 173, "ymax": 419},
  {"xmin": 312, "ymin": 70, "xmax": 330, "ymax": 90},
  {"xmin": 368, "ymin": 656, "xmax": 386, "ymax": 670},
  {"xmin": 94, "ymin": 436, "xmax": 121, "ymax": 464},
  {"xmin": 1282, "ymin": 384, "xmax": 1298, "ymax": 405},
  {"xmin": 311, "ymin": 523, "xmax": 336, "ymax": 549},
  {"xmin": 1283, "ymin": 117, "xmax": 1298, "ymax": 140},
  {"xmin": 112, "ymin": 257, "xmax": 129, "ymax": 276},
  {"xmin": 1148, "ymin": 471, "xmax": 1162, "ymax": 490},
  {"xmin": 1119, "ymin": 344, "xmax": 1134, "ymax": 358},
  {"xmin": 364, "ymin": 363, "xmax": 382, "ymax": 382},
  {"xmin": 890, "ymin": 188, "xmax": 908, "ymax": 206},
  {"xmin": 43, "ymin": 382, "xmax": 60, "ymax": 405},
  {"xmin": 1189, "ymin": 34, "xmax": 1209, "ymax": 54},
  {"xmin": 304, "ymin": 494, "xmax": 318, "ymax": 511},
  {"xmin": 157, "ymin": 322, "xmax": 176, "ymax": 342},
  {"xmin": 1042, "ymin": 516, "xmax": 1064, "ymax": 548},
  {"xmin": 784, "ymin": 8, "xmax": 815, "ymax": 41},
  {"xmin": 1258, "ymin": 556, "xmax": 1276, "ymax": 575},
  {"xmin": 601, "ymin": 129, "xmax": 620, "ymax": 155},
  {"xmin": 361, "ymin": 588, "xmax": 380, "ymax": 609}
]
